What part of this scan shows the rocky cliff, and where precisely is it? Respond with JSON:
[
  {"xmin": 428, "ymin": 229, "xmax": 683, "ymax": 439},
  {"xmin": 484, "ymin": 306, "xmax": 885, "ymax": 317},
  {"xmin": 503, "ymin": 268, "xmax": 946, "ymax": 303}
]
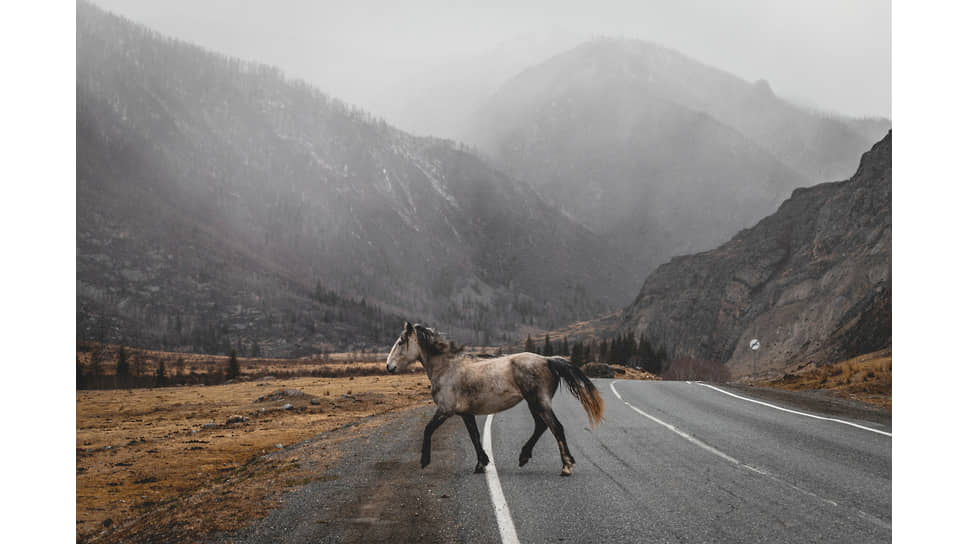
[{"xmin": 621, "ymin": 132, "xmax": 891, "ymax": 378}]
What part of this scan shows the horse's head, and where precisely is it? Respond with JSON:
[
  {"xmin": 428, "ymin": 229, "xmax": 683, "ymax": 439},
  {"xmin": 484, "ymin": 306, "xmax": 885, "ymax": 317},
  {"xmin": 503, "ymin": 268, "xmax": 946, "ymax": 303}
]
[{"xmin": 386, "ymin": 321, "xmax": 421, "ymax": 373}]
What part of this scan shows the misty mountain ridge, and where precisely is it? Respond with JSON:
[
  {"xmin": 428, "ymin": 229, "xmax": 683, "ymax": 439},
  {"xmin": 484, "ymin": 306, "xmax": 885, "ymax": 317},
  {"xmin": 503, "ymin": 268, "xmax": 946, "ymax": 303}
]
[
  {"xmin": 465, "ymin": 37, "xmax": 890, "ymax": 275},
  {"xmin": 621, "ymin": 132, "xmax": 891, "ymax": 378},
  {"xmin": 76, "ymin": 2, "xmax": 638, "ymax": 355}
]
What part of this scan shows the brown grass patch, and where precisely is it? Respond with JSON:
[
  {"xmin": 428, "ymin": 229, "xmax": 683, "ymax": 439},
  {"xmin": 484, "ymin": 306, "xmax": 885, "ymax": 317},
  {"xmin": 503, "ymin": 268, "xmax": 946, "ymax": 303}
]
[
  {"xmin": 609, "ymin": 365, "xmax": 661, "ymax": 380},
  {"xmin": 760, "ymin": 349, "xmax": 892, "ymax": 409},
  {"xmin": 76, "ymin": 373, "xmax": 432, "ymax": 542}
]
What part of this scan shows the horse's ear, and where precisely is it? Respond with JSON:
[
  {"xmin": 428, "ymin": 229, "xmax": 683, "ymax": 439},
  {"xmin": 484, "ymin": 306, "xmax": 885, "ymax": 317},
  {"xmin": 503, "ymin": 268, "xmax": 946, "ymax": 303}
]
[{"xmin": 404, "ymin": 321, "xmax": 414, "ymax": 334}]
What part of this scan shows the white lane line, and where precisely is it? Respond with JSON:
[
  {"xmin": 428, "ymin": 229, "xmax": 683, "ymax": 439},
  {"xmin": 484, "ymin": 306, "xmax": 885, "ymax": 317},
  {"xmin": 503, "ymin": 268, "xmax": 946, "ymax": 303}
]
[
  {"xmin": 482, "ymin": 414, "xmax": 520, "ymax": 544},
  {"xmin": 609, "ymin": 381, "xmax": 891, "ymax": 530},
  {"xmin": 693, "ymin": 382, "xmax": 892, "ymax": 437},
  {"xmin": 609, "ymin": 382, "xmax": 740, "ymax": 465}
]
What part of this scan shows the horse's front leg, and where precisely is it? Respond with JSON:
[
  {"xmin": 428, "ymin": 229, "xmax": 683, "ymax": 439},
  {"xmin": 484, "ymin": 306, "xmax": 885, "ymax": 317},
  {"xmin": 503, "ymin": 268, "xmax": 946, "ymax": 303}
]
[
  {"xmin": 421, "ymin": 409, "xmax": 451, "ymax": 468},
  {"xmin": 460, "ymin": 414, "xmax": 490, "ymax": 474}
]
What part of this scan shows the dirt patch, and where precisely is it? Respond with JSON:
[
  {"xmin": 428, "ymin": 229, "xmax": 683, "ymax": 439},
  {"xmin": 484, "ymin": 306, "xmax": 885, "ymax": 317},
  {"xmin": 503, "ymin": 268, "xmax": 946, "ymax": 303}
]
[{"xmin": 76, "ymin": 374, "xmax": 433, "ymax": 542}]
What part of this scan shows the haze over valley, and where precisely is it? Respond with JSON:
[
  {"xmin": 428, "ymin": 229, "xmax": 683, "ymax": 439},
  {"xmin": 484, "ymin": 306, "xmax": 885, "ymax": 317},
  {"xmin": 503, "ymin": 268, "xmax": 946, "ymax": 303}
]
[
  {"xmin": 77, "ymin": 0, "xmax": 890, "ymax": 377},
  {"xmin": 71, "ymin": 3, "xmax": 897, "ymax": 542}
]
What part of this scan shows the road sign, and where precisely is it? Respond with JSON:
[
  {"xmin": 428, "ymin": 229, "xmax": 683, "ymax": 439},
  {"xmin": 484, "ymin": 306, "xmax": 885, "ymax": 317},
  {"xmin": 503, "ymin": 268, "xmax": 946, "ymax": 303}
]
[{"xmin": 749, "ymin": 339, "xmax": 760, "ymax": 351}]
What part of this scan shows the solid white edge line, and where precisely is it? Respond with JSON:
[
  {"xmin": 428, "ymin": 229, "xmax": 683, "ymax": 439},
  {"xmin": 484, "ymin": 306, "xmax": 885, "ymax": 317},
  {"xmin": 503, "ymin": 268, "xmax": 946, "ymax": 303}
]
[
  {"xmin": 694, "ymin": 382, "xmax": 892, "ymax": 437},
  {"xmin": 482, "ymin": 414, "xmax": 521, "ymax": 544},
  {"xmin": 608, "ymin": 380, "xmax": 891, "ymax": 530}
]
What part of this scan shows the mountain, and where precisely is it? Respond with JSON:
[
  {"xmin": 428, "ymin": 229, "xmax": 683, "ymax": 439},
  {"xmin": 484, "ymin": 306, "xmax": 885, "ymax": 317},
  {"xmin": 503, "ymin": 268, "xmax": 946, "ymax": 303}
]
[
  {"xmin": 370, "ymin": 30, "xmax": 585, "ymax": 139},
  {"xmin": 464, "ymin": 38, "xmax": 890, "ymax": 274},
  {"xmin": 76, "ymin": 2, "xmax": 637, "ymax": 355},
  {"xmin": 620, "ymin": 132, "xmax": 891, "ymax": 378}
]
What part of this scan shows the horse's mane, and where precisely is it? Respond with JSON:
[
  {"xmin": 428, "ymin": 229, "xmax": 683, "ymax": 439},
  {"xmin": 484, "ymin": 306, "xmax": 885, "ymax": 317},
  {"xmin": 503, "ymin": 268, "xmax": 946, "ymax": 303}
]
[{"xmin": 414, "ymin": 325, "xmax": 464, "ymax": 357}]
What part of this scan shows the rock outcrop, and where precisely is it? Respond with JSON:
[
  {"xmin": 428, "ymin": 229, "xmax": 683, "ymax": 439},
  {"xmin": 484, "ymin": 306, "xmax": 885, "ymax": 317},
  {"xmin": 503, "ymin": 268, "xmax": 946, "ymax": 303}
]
[{"xmin": 621, "ymin": 132, "xmax": 891, "ymax": 378}]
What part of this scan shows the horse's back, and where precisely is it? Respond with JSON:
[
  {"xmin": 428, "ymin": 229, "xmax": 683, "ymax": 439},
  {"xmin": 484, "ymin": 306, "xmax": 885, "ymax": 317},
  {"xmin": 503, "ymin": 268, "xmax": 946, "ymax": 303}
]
[
  {"xmin": 506, "ymin": 352, "xmax": 557, "ymax": 397},
  {"xmin": 446, "ymin": 353, "xmax": 551, "ymax": 414}
]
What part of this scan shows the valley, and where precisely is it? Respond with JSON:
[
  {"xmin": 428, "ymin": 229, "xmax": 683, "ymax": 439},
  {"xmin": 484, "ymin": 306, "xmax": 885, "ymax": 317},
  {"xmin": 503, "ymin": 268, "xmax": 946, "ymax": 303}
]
[{"xmin": 74, "ymin": 3, "xmax": 893, "ymax": 542}]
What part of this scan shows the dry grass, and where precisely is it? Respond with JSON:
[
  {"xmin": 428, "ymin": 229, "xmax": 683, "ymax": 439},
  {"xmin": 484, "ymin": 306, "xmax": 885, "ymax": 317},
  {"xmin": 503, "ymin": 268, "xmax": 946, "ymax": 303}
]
[
  {"xmin": 76, "ymin": 344, "xmax": 660, "ymax": 542},
  {"xmin": 77, "ymin": 343, "xmax": 391, "ymax": 382},
  {"xmin": 76, "ymin": 371, "xmax": 432, "ymax": 542},
  {"xmin": 609, "ymin": 365, "xmax": 662, "ymax": 380},
  {"xmin": 760, "ymin": 349, "xmax": 892, "ymax": 409}
]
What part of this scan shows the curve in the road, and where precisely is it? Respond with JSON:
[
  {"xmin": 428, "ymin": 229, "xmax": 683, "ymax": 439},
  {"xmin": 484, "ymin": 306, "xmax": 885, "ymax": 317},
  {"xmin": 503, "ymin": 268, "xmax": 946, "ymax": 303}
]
[
  {"xmin": 691, "ymin": 382, "xmax": 892, "ymax": 437},
  {"xmin": 608, "ymin": 380, "xmax": 891, "ymax": 532}
]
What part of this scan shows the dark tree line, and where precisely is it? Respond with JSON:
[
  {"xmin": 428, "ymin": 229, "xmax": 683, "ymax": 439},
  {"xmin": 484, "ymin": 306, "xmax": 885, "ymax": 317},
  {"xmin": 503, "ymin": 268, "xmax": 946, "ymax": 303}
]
[
  {"xmin": 520, "ymin": 330, "xmax": 669, "ymax": 374},
  {"xmin": 76, "ymin": 341, "xmax": 242, "ymax": 390}
]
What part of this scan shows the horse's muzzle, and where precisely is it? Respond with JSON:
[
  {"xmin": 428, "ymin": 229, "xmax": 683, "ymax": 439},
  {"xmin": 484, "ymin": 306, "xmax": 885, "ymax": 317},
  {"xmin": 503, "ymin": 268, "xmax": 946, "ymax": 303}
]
[{"xmin": 386, "ymin": 365, "xmax": 397, "ymax": 374}]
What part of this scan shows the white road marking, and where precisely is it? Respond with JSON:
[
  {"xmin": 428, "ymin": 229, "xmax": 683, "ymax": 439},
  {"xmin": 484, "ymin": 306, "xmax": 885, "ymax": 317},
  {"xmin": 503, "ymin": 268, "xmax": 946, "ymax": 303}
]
[
  {"xmin": 608, "ymin": 381, "xmax": 891, "ymax": 530},
  {"xmin": 693, "ymin": 382, "xmax": 892, "ymax": 437},
  {"xmin": 609, "ymin": 382, "xmax": 740, "ymax": 465},
  {"xmin": 482, "ymin": 414, "xmax": 521, "ymax": 544}
]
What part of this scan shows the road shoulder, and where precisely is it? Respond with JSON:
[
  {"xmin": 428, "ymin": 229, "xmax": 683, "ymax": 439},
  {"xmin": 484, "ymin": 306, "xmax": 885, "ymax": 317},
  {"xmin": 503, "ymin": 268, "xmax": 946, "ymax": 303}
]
[
  {"xmin": 720, "ymin": 383, "xmax": 892, "ymax": 426},
  {"xmin": 215, "ymin": 405, "xmax": 463, "ymax": 544}
]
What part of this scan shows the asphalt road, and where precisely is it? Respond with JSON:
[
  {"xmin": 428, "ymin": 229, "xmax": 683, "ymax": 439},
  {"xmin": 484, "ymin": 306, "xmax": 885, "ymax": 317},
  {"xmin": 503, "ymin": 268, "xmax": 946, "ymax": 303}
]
[{"xmin": 226, "ymin": 380, "xmax": 891, "ymax": 543}]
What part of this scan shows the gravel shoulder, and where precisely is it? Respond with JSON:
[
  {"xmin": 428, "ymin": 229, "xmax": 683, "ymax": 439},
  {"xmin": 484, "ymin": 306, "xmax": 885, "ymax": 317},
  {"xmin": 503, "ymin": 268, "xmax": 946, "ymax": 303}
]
[
  {"xmin": 723, "ymin": 383, "xmax": 892, "ymax": 427},
  {"xmin": 217, "ymin": 405, "xmax": 464, "ymax": 544}
]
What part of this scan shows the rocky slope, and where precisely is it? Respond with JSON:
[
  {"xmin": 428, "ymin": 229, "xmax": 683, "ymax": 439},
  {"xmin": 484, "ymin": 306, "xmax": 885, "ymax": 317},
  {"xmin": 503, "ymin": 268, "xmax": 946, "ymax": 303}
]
[
  {"xmin": 620, "ymin": 132, "xmax": 891, "ymax": 378},
  {"xmin": 76, "ymin": 2, "xmax": 636, "ymax": 354},
  {"xmin": 465, "ymin": 38, "xmax": 890, "ymax": 274}
]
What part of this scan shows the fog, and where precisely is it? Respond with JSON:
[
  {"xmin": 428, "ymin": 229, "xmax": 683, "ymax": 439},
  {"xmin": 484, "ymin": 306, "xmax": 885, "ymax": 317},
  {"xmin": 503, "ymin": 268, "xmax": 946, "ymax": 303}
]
[{"xmin": 90, "ymin": 0, "xmax": 890, "ymax": 137}]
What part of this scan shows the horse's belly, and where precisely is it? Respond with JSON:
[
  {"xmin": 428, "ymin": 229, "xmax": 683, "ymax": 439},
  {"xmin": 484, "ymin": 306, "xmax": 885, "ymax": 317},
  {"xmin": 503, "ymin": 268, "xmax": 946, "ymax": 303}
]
[{"xmin": 466, "ymin": 392, "xmax": 523, "ymax": 415}]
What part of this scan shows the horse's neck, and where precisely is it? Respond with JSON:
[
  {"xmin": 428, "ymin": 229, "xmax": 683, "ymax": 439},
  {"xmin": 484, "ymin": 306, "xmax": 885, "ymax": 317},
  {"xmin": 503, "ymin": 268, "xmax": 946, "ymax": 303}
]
[{"xmin": 421, "ymin": 352, "xmax": 458, "ymax": 382}]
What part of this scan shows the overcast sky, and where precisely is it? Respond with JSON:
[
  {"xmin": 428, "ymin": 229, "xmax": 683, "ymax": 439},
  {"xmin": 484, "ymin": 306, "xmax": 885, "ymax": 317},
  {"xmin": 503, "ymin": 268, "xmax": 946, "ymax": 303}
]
[{"xmin": 90, "ymin": 0, "xmax": 891, "ymax": 122}]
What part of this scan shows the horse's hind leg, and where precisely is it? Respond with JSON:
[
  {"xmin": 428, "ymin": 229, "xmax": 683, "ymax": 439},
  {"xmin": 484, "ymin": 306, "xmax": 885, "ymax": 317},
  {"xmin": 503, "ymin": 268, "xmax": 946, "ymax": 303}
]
[
  {"xmin": 518, "ymin": 399, "xmax": 548, "ymax": 467},
  {"xmin": 461, "ymin": 414, "xmax": 490, "ymax": 473},
  {"xmin": 421, "ymin": 409, "xmax": 451, "ymax": 469},
  {"xmin": 537, "ymin": 406, "xmax": 576, "ymax": 476}
]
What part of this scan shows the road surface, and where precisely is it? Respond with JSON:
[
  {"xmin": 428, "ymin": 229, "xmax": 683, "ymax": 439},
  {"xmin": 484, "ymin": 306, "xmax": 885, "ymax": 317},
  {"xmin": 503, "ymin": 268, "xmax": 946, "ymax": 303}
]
[{"xmin": 227, "ymin": 380, "xmax": 891, "ymax": 543}]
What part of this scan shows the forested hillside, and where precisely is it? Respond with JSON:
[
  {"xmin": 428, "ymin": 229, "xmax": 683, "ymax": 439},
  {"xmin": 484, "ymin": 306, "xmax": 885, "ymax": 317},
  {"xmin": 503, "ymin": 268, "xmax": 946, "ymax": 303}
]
[{"xmin": 76, "ymin": 2, "xmax": 637, "ymax": 355}]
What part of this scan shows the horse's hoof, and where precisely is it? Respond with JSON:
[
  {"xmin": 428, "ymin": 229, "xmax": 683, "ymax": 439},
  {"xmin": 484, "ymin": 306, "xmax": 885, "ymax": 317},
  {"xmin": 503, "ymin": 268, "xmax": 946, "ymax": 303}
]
[
  {"xmin": 518, "ymin": 456, "xmax": 530, "ymax": 467},
  {"xmin": 560, "ymin": 465, "xmax": 573, "ymax": 477},
  {"xmin": 421, "ymin": 459, "xmax": 430, "ymax": 469},
  {"xmin": 474, "ymin": 464, "xmax": 486, "ymax": 474}
]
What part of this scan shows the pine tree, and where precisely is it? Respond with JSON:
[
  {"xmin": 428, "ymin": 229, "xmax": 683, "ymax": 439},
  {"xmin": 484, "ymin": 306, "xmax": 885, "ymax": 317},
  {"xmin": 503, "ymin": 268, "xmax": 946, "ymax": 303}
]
[
  {"xmin": 543, "ymin": 334, "xmax": 553, "ymax": 356},
  {"xmin": 226, "ymin": 348, "xmax": 241, "ymax": 380},
  {"xmin": 116, "ymin": 345, "xmax": 131, "ymax": 388},
  {"xmin": 560, "ymin": 336, "xmax": 569, "ymax": 357},
  {"xmin": 314, "ymin": 279, "xmax": 323, "ymax": 302},
  {"xmin": 76, "ymin": 356, "xmax": 86, "ymax": 390},
  {"xmin": 571, "ymin": 341, "xmax": 585, "ymax": 366},
  {"xmin": 154, "ymin": 358, "xmax": 168, "ymax": 387},
  {"xmin": 655, "ymin": 346, "xmax": 669, "ymax": 373},
  {"xmin": 524, "ymin": 335, "xmax": 536, "ymax": 353}
]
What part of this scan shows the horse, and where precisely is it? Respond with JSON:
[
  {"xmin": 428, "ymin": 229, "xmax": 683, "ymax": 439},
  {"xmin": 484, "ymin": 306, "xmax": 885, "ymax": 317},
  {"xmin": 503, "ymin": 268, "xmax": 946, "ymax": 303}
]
[{"xmin": 385, "ymin": 321, "xmax": 604, "ymax": 476}]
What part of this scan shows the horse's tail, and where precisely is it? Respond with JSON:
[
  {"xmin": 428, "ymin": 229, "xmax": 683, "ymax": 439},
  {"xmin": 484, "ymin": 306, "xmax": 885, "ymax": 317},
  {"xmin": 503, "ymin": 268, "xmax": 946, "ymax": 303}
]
[{"xmin": 547, "ymin": 356, "xmax": 604, "ymax": 427}]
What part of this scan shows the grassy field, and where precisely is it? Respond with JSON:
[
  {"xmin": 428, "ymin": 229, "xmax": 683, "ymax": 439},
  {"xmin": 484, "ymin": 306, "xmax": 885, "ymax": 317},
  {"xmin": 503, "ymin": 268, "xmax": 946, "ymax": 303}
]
[
  {"xmin": 757, "ymin": 349, "xmax": 892, "ymax": 409},
  {"xmin": 76, "ymin": 349, "xmax": 657, "ymax": 542},
  {"xmin": 76, "ymin": 371, "xmax": 432, "ymax": 542}
]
